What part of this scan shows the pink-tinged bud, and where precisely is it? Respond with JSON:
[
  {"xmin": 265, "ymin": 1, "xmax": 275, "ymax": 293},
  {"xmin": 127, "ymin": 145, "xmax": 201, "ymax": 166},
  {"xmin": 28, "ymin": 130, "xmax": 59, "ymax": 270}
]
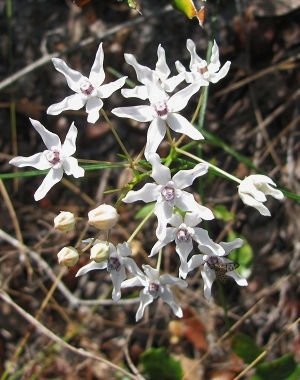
[
  {"xmin": 54, "ymin": 211, "xmax": 76, "ymax": 232},
  {"xmin": 90, "ymin": 243, "xmax": 110, "ymax": 263},
  {"xmin": 57, "ymin": 246, "xmax": 79, "ymax": 267},
  {"xmin": 88, "ymin": 204, "xmax": 119, "ymax": 230}
]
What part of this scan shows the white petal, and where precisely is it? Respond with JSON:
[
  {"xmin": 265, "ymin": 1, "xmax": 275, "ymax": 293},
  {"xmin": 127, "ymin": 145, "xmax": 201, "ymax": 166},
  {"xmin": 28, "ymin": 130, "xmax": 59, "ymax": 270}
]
[
  {"xmin": 121, "ymin": 276, "xmax": 144, "ymax": 288},
  {"xmin": 173, "ymin": 163, "xmax": 208, "ymax": 189},
  {"xmin": 184, "ymin": 212, "xmax": 202, "ymax": 227},
  {"xmin": 163, "ymin": 72, "xmax": 185, "ymax": 92},
  {"xmin": 86, "ymin": 96, "xmax": 103, "ymax": 123},
  {"xmin": 89, "ymin": 43, "xmax": 105, "ymax": 87},
  {"xmin": 51, "ymin": 58, "xmax": 84, "ymax": 92},
  {"xmin": 159, "ymin": 285, "xmax": 183, "ymax": 318},
  {"xmin": 194, "ymin": 227, "xmax": 225, "ymax": 256},
  {"xmin": 63, "ymin": 157, "xmax": 84, "ymax": 177},
  {"xmin": 167, "ymin": 113, "xmax": 204, "ymax": 140},
  {"xmin": 121, "ymin": 86, "xmax": 148, "ymax": 100},
  {"xmin": 123, "ymin": 257, "xmax": 144, "ymax": 278},
  {"xmin": 150, "ymin": 229, "xmax": 175, "ymax": 256},
  {"xmin": 186, "ymin": 39, "xmax": 203, "ymax": 69},
  {"xmin": 209, "ymin": 61, "xmax": 231, "ymax": 83},
  {"xmin": 47, "ymin": 93, "xmax": 87, "ymax": 115},
  {"xmin": 142, "ymin": 264, "xmax": 160, "ymax": 281},
  {"xmin": 29, "ymin": 118, "xmax": 60, "ymax": 150},
  {"xmin": 76, "ymin": 260, "xmax": 107, "ymax": 276},
  {"xmin": 144, "ymin": 118, "xmax": 166, "ymax": 159},
  {"xmin": 201, "ymin": 266, "xmax": 216, "ymax": 300},
  {"xmin": 207, "ymin": 40, "xmax": 221, "ymax": 73},
  {"xmin": 169, "ymin": 214, "xmax": 184, "ymax": 227},
  {"xmin": 112, "ymin": 105, "xmax": 154, "ymax": 122},
  {"xmin": 34, "ymin": 168, "xmax": 63, "ymax": 201},
  {"xmin": 9, "ymin": 152, "xmax": 51, "ymax": 170},
  {"xmin": 148, "ymin": 152, "xmax": 171, "ymax": 185},
  {"xmin": 226, "ymin": 271, "xmax": 248, "ymax": 286},
  {"xmin": 239, "ymin": 192, "xmax": 271, "ymax": 216},
  {"xmin": 155, "ymin": 45, "xmax": 170, "ymax": 80},
  {"xmin": 136, "ymin": 289, "xmax": 154, "ymax": 321},
  {"xmin": 124, "ymin": 53, "xmax": 153, "ymax": 84},
  {"xmin": 61, "ymin": 123, "xmax": 77, "ymax": 157},
  {"xmin": 176, "ymin": 240, "xmax": 193, "ymax": 278},
  {"xmin": 187, "ymin": 254, "xmax": 204, "ymax": 272},
  {"xmin": 167, "ymin": 82, "xmax": 201, "ymax": 112},
  {"xmin": 97, "ymin": 76, "xmax": 127, "ymax": 98},
  {"xmin": 123, "ymin": 183, "xmax": 158, "ymax": 203},
  {"xmin": 111, "ymin": 266, "xmax": 127, "ymax": 302},
  {"xmin": 219, "ymin": 238, "xmax": 243, "ymax": 255}
]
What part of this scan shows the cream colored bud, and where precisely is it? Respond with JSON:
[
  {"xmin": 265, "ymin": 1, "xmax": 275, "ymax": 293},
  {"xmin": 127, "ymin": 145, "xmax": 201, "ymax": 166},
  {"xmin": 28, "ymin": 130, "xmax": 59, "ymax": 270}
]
[
  {"xmin": 90, "ymin": 243, "xmax": 110, "ymax": 263},
  {"xmin": 57, "ymin": 246, "xmax": 79, "ymax": 267},
  {"xmin": 54, "ymin": 211, "xmax": 76, "ymax": 232},
  {"xmin": 88, "ymin": 204, "xmax": 119, "ymax": 230}
]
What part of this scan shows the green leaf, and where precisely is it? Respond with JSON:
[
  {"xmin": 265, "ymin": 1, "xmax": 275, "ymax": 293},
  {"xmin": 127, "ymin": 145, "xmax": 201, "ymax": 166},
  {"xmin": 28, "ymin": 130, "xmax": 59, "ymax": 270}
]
[
  {"xmin": 135, "ymin": 203, "xmax": 155, "ymax": 219},
  {"xmin": 213, "ymin": 205, "xmax": 235, "ymax": 222},
  {"xmin": 140, "ymin": 347, "xmax": 183, "ymax": 380},
  {"xmin": 231, "ymin": 333, "xmax": 264, "ymax": 364},
  {"xmin": 250, "ymin": 354, "xmax": 297, "ymax": 380}
]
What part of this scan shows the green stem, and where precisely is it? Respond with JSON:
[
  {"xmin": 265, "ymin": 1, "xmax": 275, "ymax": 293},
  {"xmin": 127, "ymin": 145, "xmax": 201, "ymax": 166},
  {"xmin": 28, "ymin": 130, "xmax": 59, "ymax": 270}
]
[
  {"xmin": 176, "ymin": 147, "xmax": 241, "ymax": 184},
  {"xmin": 127, "ymin": 209, "xmax": 154, "ymax": 243},
  {"xmin": 156, "ymin": 249, "xmax": 163, "ymax": 271}
]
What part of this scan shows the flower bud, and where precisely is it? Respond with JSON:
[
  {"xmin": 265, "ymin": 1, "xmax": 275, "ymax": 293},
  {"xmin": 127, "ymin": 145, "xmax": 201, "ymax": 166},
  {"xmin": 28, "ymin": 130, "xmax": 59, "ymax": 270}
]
[
  {"xmin": 57, "ymin": 246, "xmax": 79, "ymax": 267},
  {"xmin": 88, "ymin": 204, "xmax": 119, "ymax": 230},
  {"xmin": 54, "ymin": 211, "xmax": 76, "ymax": 232},
  {"xmin": 90, "ymin": 243, "xmax": 110, "ymax": 263}
]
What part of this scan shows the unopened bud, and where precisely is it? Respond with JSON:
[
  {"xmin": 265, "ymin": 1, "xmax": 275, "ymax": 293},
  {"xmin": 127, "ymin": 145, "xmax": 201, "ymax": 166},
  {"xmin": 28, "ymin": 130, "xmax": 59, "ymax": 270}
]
[
  {"xmin": 88, "ymin": 204, "xmax": 119, "ymax": 230},
  {"xmin": 90, "ymin": 243, "xmax": 110, "ymax": 263},
  {"xmin": 54, "ymin": 211, "xmax": 76, "ymax": 232},
  {"xmin": 57, "ymin": 246, "xmax": 79, "ymax": 267}
]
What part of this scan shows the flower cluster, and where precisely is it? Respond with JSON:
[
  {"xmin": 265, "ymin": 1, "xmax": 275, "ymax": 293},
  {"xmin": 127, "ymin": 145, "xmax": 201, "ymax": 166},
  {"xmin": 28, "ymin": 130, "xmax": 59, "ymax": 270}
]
[{"xmin": 9, "ymin": 39, "xmax": 284, "ymax": 322}]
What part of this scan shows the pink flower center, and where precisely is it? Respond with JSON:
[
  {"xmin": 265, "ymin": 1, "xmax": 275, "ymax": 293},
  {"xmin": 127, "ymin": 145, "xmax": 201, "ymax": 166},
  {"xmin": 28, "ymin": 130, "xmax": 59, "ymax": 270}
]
[
  {"xmin": 46, "ymin": 150, "xmax": 60, "ymax": 165},
  {"xmin": 199, "ymin": 66, "xmax": 208, "ymax": 75},
  {"xmin": 177, "ymin": 228, "xmax": 190, "ymax": 242},
  {"xmin": 80, "ymin": 80, "xmax": 95, "ymax": 96},
  {"xmin": 153, "ymin": 100, "xmax": 168, "ymax": 118},
  {"xmin": 107, "ymin": 256, "xmax": 121, "ymax": 272},
  {"xmin": 148, "ymin": 282, "xmax": 159, "ymax": 297},
  {"xmin": 161, "ymin": 186, "xmax": 175, "ymax": 202}
]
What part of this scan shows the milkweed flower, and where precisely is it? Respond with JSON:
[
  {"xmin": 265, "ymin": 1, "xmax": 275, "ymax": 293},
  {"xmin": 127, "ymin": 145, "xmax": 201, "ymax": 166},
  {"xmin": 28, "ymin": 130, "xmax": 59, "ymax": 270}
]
[
  {"xmin": 176, "ymin": 39, "xmax": 231, "ymax": 85},
  {"xmin": 187, "ymin": 238, "xmax": 248, "ymax": 300},
  {"xmin": 238, "ymin": 175, "xmax": 284, "ymax": 216},
  {"xmin": 112, "ymin": 78, "xmax": 203, "ymax": 159},
  {"xmin": 121, "ymin": 44, "xmax": 185, "ymax": 100},
  {"xmin": 121, "ymin": 264, "xmax": 187, "ymax": 321},
  {"xmin": 47, "ymin": 43, "xmax": 127, "ymax": 123},
  {"xmin": 76, "ymin": 241, "xmax": 140, "ymax": 302},
  {"xmin": 123, "ymin": 153, "xmax": 214, "ymax": 240},
  {"xmin": 150, "ymin": 212, "xmax": 224, "ymax": 278},
  {"xmin": 9, "ymin": 118, "xmax": 84, "ymax": 201}
]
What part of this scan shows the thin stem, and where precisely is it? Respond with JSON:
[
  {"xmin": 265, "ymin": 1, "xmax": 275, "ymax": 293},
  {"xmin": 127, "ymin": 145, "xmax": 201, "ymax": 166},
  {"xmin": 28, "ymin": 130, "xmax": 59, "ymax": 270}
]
[
  {"xmin": 156, "ymin": 249, "xmax": 163, "ymax": 271},
  {"xmin": 176, "ymin": 147, "xmax": 242, "ymax": 184},
  {"xmin": 127, "ymin": 209, "xmax": 154, "ymax": 243}
]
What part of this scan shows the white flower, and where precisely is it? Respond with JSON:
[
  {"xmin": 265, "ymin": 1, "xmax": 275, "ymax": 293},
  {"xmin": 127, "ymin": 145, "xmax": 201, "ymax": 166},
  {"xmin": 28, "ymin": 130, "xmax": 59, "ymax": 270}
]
[
  {"xmin": 121, "ymin": 264, "xmax": 187, "ymax": 321},
  {"xmin": 47, "ymin": 43, "xmax": 127, "ymax": 123},
  {"xmin": 123, "ymin": 153, "xmax": 214, "ymax": 240},
  {"xmin": 187, "ymin": 238, "xmax": 248, "ymax": 300},
  {"xmin": 112, "ymin": 78, "xmax": 203, "ymax": 159},
  {"xmin": 150, "ymin": 212, "xmax": 224, "ymax": 278},
  {"xmin": 9, "ymin": 118, "xmax": 84, "ymax": 201},
  {"xmin": 238, "ymin": 175, "xmax": 284, "ymax": 216},
  {"xmin": 121, "ymin": 44, "xmax": 185, "ymax": 100},
  {"xmin": 76, "ymin": 241, "xmax": 140, "ymax": 302},
  {"xmin": 57, "ymin": 246, "xmax": 79, "ymax": 267},
  {"xmin": 176, "ymin": 39, "xmax": 231, "ymax": 85}
]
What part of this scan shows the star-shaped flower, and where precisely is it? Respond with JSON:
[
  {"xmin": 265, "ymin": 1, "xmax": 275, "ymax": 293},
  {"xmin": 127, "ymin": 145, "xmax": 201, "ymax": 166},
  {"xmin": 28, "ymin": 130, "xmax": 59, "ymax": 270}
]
[
  {"xmin": 150, "ymin": 212, "xmax": 224, "ymax": 278},
  {"xmin": 121, "ymin": 264, "xmax": 187, "ymax": 321},
  {"xmin": 9, "ymin": 118, "xmax": 84, "ymax": 201},
  {"xmin": 112, "ymin": 78, "xmax": 203, "ymax": 159},
  {"xmin": 176, "ymin": 39, "xmax": 231, "ymax": 85},
  {"xmin": 123, "ymin": 153, "xmax": 214, "ymax": 240},
  {"xmin": 76, "ymin": 241, "xmax": 140, "ymax": 302},
  {"xmin": 121, "ymin": 44, "xmax": 184, "ymax": 100},
  {"xmin": 187, "ymin": 238, "xmax": 248, "ymax": 300},
  {"xmin": 238, "ymin": 175, "xmax": 284, "ymax": 216},
  {"xmin": 47, "ymin": 43, "xmax": 127, "ymax": 123}
]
